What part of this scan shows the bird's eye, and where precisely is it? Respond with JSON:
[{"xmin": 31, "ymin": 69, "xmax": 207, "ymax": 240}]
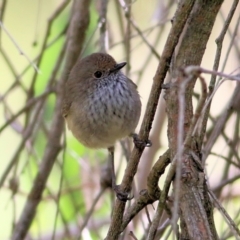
[{"xmin": 94, "ymin": 71, "xmax": 102, "ymax": 78}]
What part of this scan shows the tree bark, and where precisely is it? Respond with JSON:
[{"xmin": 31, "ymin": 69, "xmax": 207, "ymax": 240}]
[{"xmin": 165, "ymin": 0, "xmax": 224, "ymax": 239}]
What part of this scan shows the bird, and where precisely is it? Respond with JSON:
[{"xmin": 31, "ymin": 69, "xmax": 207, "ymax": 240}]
[{"xmin": 62, "ymin": 52, "xmax": 145, "ymax": 201}]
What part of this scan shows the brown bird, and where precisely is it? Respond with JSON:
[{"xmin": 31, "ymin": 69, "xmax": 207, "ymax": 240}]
[{"xmin": 62, "ymin": 52, "xmax": 146, "ymax": 200}]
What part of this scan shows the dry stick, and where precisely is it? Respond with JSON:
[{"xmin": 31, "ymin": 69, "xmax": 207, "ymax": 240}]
[
  {"xmin": 214, "ymin": 125, "xmax": 240, "ymax": 198},
  {"xmin": 224, "ymin": 13, "xmax": 240, "ymax": 59},
  {"xmin": 184, "ymin": 67, "xmax": 240, "ymax": 119},
  {"xmin": 0, "ymin": 23, "xmax": 68, "ymax": 104},
  {"xmin": 78, "ymin": 189, "xmax": 106, "ymax": 238},
  {"xmin": 129, "ymin": 18, "xmax": 160, "ymax": 60},
  {"xmin": 18, "ymin": 124, "xmax": 66, "ymax": 240},
  {"xmin": 49, "ymin": 75, "xmax": 71, "ymax": 240},
  {"xmin": 0, "ymin": 48, "xmax": 27, "ymax": 94},
  {"xmin": 145, "ymin": 206, "xmax": 152, "ymax": 225},
  {"xmin": 15, "ymin": 23, "xmax": 68, "ymax": 84},
  {"xmin": 114, "ymin": 0, "xmax": 125, "ymax": 44},
  {"xmin": 0, "ymin": 21, "xmax": 39, "ymax": 73},
  {"xmin": 12, "ymin": 99, "xmax": 47, "ymax": 175},
  {"xmin": 213, "ymin": 173, "xmax": 240, "ymax": 194},
  {"xmin": 52, "ymin": 152, "xmax": 66, "ymax": 240},
  {"xmin": 129, "ymin": 231, "xmax": 138, "ymax": 240},
  {"xmin": 123, "ymin": 0, "xmax": 132, "ymax": 75},
  {"xmin": 105, "ymin": 0, "xmax": 195, "ymax": 239},
  {"xmin": 50, "ymin": 161, "xmax": 82, "ymax": 238},
  {"xmin": 0, "ymin": 0, "xmax": 7, "ymax": 45},
  {"xmin": 118, "ymin": 0, "xmax": 161, "ymax": 60},
  {"xmin": 221, "ymin": 219, "xmax": 240, "ymax": 240},
  {"xmin": 208, "ymin": 190, "xmax": 240, "ymax": 239},
  {"xmin": 198, "ymin": 0, "xmax": 239, "ymax": 147},
  {"xmin": 220, "ymin": 11, "xmax": 240, "ymax": 75},
  {"xmin": 110, "ymin": 21, "xmax": 169, "ymax": 50},
  {"xmin": 189, "ymin": 66, "xmax": 240, "ymax": 82},
  {"xmin": 147, "ymin": 150, "xmax": 171, "ymax": 199},
  {"xmin": 120, "ymin": 150, "xmax": 170, "ymax": 232},
  {"xmin": 43, "ymin": 181, "xmax": 72, "ymax": 239},
  {"xmin": 221, "ymin": 119, "xmax": 240, "ymax": 162},
  {"xmin": 121, "ymin": 3, "xmax": 135, "ymax": 236},
  {"xmin": 2, "ymin": 100, "xmax": 22, "ymax": 133},
  {"xmin": 1, "ymin": 99, "xmax": 48, "ymax": 215},
  {"xmin": 130, "ymin": 17, "xmax": 170, "ymax": 206},
  {"xmin": 211, "ymin": 151, "xmax": 240, "ymax": 168},
  {"xmin": 27, "ymin": 0, "xmax": 71, "ymax": 99},
  {"xmin": 16, "ymin": 39, "xmax": 68, "ymax": 192},
  {"xmin": 99, "ymin": 0, "xmax": 108, "ymax": 53},
  {"xmin": 11, "ymin": 0, "xmax": 91, "ymax": 239},
  {"xmin": 23, "ymin": 0, "xmax": 71, "ymax": 131},
  {"xmin": 171, "ymin": 72, "xmax": 196, "ymax": 237},
  {"xmin": 134, "ymin": 1, "xmax": 174, "ymax": 197},
  {"xmin": 0, "ymin": 88, "xmax": 53, "ymax": 133},
  {"xmin": 155, "ymin": 219, "xmax": 171, "ymax": 239},
  {"xmin": 180, "ymin": 67, "xmax": 240, "ymax": 168},
  {"xmin": 0, "ymin": 91, "xmax": 53, "ymax": 189},
  {"xmin": 147, "ymin": 160, "xmax": 176, "ymax": 240},
  {"xmin": 187, "ymin": 75, "xmax": 207, "ymax": 143},
  {"xmin": 136, "ymin": 14, "xmax": 171, "ymax": 85}
]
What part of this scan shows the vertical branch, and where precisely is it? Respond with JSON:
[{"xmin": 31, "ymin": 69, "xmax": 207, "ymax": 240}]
[
  {"xmin": 0, "ymin": 0, "xmax": 7, "ymax": 46},
  {"xmin": 124, "ymin": 0, "xmax": 131, "ymax": 74},
  {"xmin": 26, "ymin": 0, "xmax": 71, "ymax": 105},
  {"xmin": 99, "ymin": 0, "xmax": 108, "ymax": 53}
]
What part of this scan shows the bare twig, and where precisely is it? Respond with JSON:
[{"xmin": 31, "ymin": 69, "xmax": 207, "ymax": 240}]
[
  {"xmin": 120, "ymin": 150, "xmax": 170, "ymax": 232},
  {"xmin": 99, "ymin": 0, "xmax": 108, "ymax": 52},
  {"xmin": 78, "ymin": 188, "xmax": 106, "ymax": 238},
  {"xmin": 209, "ymin": 190, "xmax": 240, "ymax": 239},
  {"xmin": 0, "ymin": 21, "xmax": 39, "ymax": 72}
]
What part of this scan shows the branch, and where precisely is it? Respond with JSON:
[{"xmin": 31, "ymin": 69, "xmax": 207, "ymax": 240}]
[{"xmin": 120, "ymin": 150, "xmax": 170, "ymax": 232}]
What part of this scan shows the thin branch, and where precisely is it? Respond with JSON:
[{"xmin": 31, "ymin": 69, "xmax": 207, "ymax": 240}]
[
  {"xmin": 78, "ymin": 188, "xmax": 106, "ymax": 238},
  {"xmin": 99, "ymin": 0, "xmax": 108, "ymax": 52},
  {"xmin": 0, "ymin": 21, "xmax": 39, "ymax": 72},
  {"xmin": 120, "ymin": 150, "xmax": 170, "ymax": 232},
  {"xmin": 209, "ymin": 190, "xmax": 240, "ymax": 239},
  {"xmin": 0, "ymin": 0, "xmax": 7, "ymax": 45},
  {"xmin": 0, "ymin": 89, "xmax": 53, "ymax": 134}
]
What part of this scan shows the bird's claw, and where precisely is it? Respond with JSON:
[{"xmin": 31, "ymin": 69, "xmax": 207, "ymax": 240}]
[
  {"xmin": 131, "ymin": 133, "xmax": 152, "ymax": 149},
  {"xmin": 113, "ymin": 185, "xmax": 133, "ymax": 202}
]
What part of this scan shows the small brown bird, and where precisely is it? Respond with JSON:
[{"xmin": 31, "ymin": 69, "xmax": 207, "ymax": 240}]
[{"xmin": 62, "ymin": 52, "xmax": 142, "ymax": 200}]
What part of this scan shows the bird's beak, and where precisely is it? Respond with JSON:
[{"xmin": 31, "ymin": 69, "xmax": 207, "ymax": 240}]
[{"xmin": 110, "ymin": 62, "xmax": 127, "ymax": 73}]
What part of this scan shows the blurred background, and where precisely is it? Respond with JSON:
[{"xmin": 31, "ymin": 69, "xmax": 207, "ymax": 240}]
[{"xmin": 0, "ymin": 0, "xmax": 240, "ymax": 239}]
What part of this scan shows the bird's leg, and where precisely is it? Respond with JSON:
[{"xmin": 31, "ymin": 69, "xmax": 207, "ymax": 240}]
[
  {"xmin": 108, "ymin": 146, "xmax": 133, "ymax": 202},
  {"xmin": 130, "ymin": 133, "xmax": 152, "ymax": 149}
]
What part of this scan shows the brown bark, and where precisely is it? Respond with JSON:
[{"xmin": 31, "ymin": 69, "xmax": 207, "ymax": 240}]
[{"xmin": 165, "ymin": 0, "xmax": 224, "ymax": 239}]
